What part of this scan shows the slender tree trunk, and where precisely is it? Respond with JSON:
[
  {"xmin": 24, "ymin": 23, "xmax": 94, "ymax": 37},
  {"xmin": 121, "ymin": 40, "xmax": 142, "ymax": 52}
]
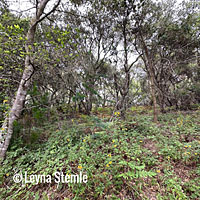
[
  {"xmin": 139, "ymin": 30, "xmax": 158, "ymax": 123},
  {"xmin": 0, "ymin": 0, "xmax": 61, "ymax": 161},
  {"xmin": 148, "ymin": 64, "xmax": 158, "ymax": 122},
  {"xmin": 114, "ymin": 15, "xmax": 131, "ymax": 120}
]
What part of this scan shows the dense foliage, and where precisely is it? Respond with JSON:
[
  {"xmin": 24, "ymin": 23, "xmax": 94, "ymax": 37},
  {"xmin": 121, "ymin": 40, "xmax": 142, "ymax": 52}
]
[
  {"xmin": 0, "ymin": 0, "xmax": 200, "ymax": 120},
  {"xmin": 0, "ymin": 0, "xmax": 200, "ymax": 199},
  {"xmin": 0, "ymin": 108, "xmax": 200, "ymax": 199}
]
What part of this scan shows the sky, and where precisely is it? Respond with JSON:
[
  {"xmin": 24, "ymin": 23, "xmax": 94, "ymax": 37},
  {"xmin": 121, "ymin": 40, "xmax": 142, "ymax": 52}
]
[
  {"xmin": 8, "ymin": 0, "xmax": 187, "ymax": 15},
  {"xmin": 8, "ymin": 0, "xmax": 35, "ymax": 14}
]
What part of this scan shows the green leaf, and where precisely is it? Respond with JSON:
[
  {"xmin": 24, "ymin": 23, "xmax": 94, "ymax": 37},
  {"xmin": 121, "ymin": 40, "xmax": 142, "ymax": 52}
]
[{"xmin": 14, "ymin": 24, "xmax": 20, "ymax": 29}]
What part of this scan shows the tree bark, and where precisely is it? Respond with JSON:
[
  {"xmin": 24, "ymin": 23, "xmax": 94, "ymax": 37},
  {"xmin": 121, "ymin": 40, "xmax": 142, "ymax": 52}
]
[
  {"xmin": 0, "ymin": 0, "xmax": 61, "ymax": 161},
  {"xmin": 138, "ymin": 30, "xmax": 158, "ymax": 123}
]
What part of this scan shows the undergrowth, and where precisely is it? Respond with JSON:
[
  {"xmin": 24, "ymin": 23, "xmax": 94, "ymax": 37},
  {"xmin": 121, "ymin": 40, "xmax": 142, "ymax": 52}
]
[{"xmin": 0, "ymin": 109, "xmax": 200, "ymax": 200}]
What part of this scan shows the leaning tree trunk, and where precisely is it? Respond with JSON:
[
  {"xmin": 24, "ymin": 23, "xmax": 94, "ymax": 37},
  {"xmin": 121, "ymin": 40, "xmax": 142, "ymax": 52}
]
[{"xmin": 0, "ymin": 0, "xmax": 61, "ymax": 161}]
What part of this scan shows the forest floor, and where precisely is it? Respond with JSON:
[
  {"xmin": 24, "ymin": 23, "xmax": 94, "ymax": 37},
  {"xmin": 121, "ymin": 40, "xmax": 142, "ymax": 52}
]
[{"xmin": 0, "ymin": 107, "xmax": 200, "ymax": 200}]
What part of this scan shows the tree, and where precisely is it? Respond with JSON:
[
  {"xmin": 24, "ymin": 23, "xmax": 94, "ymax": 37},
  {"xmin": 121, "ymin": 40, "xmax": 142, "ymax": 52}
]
[
  {"xmin": 0, "ymin": 0, "xmax": 61, "ymax": 161},
  {"xmin": 137, "ymin": 0, "xmax": 200, "ymax": 112},
  {"xmin": 99, "ymin": 0, "xmax": 144, "ymax": 119}
]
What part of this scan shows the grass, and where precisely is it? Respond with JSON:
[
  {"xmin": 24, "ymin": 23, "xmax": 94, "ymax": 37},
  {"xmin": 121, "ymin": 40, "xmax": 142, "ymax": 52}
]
[{"xmin": 0, "ymin": 108, "xmax": 200, "ymax": 200}]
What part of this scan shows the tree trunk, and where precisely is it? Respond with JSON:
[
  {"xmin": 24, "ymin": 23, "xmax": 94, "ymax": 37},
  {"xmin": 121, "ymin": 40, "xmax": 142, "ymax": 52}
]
[
  {"xmin": 139, "ymin": 30, "xmax": 158, "ymax": 123},
  {"xmin": 0, "ymin": 0, "xmax": 61, "ymax": 161}
]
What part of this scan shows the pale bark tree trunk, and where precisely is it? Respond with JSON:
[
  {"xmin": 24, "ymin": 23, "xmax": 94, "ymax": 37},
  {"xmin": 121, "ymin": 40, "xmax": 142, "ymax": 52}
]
[
  {"xmin": 139, "ymin": 30, "xmax": 158, "ymax": 123},
  {"xmin": 0, "ymin": 0, "xmax": 61, "ymax": 161}
]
